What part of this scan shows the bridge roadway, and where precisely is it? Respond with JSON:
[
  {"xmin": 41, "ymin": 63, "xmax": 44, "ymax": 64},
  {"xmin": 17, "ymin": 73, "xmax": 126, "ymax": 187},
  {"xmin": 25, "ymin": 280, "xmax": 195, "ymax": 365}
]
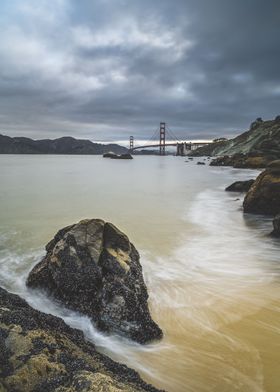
[{"xmin": 131, "ymin": 142, "xmax": 210, "ymax": 151}]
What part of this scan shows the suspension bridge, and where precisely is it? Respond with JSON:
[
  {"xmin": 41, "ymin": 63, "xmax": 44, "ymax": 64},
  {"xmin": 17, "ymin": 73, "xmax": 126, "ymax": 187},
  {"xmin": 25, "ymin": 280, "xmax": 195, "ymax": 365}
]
[{"xmin": 128, "ymin": 122, "xmax": 211, "ymax": 156}]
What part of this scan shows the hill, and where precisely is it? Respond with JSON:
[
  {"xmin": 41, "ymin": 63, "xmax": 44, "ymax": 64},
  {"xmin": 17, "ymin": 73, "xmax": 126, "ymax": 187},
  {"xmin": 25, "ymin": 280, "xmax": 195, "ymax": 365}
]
[
  {"xmin": 190, "ymin": 116, "xmax": 280, "ymax": 159},
  {"xmin": 0, "ymin": 134, "xmax": 128, "ymax": 155}
]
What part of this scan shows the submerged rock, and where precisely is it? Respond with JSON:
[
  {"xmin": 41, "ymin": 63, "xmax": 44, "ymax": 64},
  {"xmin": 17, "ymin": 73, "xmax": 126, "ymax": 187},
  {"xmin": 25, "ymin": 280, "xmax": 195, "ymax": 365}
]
[
  {"xmin": 271, "ymin": 215, "xmax": 280, "ymax": 237},
  {"xmin": 225, "ymin": 179, "xmax": 255, "ymax": 192},
  {"xmin": 27, "ymin": 219, "xmax": 162, "ymax": 344},
  {"xmin": 196, "ymin": 161, "xmax": 206, "ymax": 165},
  {"xmin": 0, "ymin": 286, "xmax": 164, "ymax": 392},
  {"xmin": 103, "ymin": 151, "xmax": 117, "ymax": 158},
  {"xmin": 243, "ymin": 163, "xmax": 280, "ymax": 215}
]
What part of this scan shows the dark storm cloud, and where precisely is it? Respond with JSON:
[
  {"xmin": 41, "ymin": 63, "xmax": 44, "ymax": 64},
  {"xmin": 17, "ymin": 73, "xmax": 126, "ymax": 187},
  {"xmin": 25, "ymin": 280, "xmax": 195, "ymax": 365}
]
[{"xmin": 0, "ymin": 0, "xmax": 279, "ymax": 142}]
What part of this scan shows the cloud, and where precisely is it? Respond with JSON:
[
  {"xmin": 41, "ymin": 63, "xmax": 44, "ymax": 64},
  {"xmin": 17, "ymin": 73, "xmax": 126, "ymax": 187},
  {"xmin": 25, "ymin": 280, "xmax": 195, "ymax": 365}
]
[{"xmin": 0, "ymin": 0, "xmax": 279, "ymax": 142}]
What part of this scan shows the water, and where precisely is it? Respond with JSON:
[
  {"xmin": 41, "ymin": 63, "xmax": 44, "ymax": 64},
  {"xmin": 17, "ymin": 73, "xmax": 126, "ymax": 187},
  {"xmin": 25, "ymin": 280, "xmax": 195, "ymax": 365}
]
[{"xmin": 0, "ymin": 155, "xmax": 279, "ymax": 392}]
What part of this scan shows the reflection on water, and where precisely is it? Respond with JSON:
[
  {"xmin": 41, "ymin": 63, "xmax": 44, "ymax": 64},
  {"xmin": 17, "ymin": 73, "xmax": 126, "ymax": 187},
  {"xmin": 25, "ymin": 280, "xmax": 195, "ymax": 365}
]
[{"xmin": 0, "ymin": 155, "xmax": 279, "ymax": 392}]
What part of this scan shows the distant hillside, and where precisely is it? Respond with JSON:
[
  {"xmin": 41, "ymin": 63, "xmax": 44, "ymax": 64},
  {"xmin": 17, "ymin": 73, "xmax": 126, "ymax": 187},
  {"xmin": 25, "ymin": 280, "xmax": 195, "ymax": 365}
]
[
  {"xmin": 190, "ymin": 116, "xmax": 280, "ymax": 158},
  {"xmin": 0, "ymin": 134, "xmax": 128, "ymax": 155}
]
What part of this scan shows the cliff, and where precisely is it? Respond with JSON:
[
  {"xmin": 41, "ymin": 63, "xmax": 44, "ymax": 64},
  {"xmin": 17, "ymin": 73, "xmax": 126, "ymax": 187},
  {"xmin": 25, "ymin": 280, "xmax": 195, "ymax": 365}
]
[{"xmin": 190, "ymin": 116, "xmax": 280, "ymax": 158}]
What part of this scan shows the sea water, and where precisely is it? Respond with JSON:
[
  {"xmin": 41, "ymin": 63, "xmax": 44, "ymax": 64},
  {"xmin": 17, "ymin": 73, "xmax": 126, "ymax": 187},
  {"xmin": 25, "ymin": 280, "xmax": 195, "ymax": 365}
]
[{"xmin": 0, "ymin": 155, "xmax": 279, "ymax": 392}]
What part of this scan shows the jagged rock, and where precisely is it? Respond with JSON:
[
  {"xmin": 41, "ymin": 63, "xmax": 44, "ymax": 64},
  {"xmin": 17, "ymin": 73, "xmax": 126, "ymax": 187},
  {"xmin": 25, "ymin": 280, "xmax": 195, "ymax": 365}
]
[
  {"xmin": 225, "ymin": 179, "xmax": 255, "ymax": 192},
  {"xmin": 0, "ymin": 286, "xmax": 163, "ymax": 392},
  {"xmin": 210, "ymin": 154, "xmax": 271, "ymax": 169},
  {"xmin": 271, "ymin": 215, "xmax": 280, "ymax": 237},
  {"xmin": 27, "ymin": 219, "xmax": 162, "ymax": 344},
  {"xmin": 243, "ymin": 164, "xmax": 280, "ymax": 215},
  {"xmin": 197, "ymin": 161, "xmax": 205, "ymax": 165}
]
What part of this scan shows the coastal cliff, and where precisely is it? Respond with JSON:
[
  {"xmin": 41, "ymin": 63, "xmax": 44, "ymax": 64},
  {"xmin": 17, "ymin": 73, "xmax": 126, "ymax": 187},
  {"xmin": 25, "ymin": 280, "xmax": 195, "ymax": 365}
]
[{"xmin": 190, "ymin": 116, "xmax": 280, "ymax": 163}]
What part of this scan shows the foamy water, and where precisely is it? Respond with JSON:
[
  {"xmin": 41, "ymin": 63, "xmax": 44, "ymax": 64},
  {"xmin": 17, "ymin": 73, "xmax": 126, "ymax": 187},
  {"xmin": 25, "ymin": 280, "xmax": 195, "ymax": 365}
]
[{"xmin": 0, "ymin": 155, "xmax": 279, "ymax": 391}]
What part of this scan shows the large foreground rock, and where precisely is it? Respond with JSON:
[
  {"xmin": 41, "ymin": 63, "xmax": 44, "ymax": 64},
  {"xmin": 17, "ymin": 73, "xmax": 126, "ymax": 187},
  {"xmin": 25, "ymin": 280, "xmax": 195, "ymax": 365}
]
[
  {"xmin": 27, "ymin": 219, "xmax": 162, "ymax": 344},
  {"xmin": 0, "ymin": 287, "xmax": 163, "ymax": 392},
  {"xmin": 243, "ymin": 161, "xmax": 280, "ymax": 215}
]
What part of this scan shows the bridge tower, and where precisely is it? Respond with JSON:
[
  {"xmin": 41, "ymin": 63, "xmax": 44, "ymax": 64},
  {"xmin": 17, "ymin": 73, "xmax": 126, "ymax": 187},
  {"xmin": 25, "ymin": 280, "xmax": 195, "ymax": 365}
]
[
  {"xmin": 129, "ymin": 136, "xmax": 134, "ymax": 151},
  {"xmin": 159, "ymin": 122, "xmax": 166, "ymax": 156}
]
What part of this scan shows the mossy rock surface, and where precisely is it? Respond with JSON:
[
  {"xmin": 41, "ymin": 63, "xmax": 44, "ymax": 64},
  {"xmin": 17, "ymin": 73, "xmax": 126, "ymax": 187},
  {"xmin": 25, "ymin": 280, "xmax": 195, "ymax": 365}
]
[
  {"xmin": 27, "ymin": 219, "xmax": 162, "ymax": 344},
  {"xmin": 243, "ymin": 169, "xmax": 280, "ymax": 215},
  {"xmin": 0, "ymin": 286, "xmax": 164, "ymax": 392}
]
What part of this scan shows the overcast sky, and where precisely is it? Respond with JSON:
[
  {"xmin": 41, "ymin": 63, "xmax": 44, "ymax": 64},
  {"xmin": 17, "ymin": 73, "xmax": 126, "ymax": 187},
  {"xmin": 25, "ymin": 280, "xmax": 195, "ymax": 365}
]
[{"xmin": 0, "ymin": 0, "xmax": 279, "ymax": 143}]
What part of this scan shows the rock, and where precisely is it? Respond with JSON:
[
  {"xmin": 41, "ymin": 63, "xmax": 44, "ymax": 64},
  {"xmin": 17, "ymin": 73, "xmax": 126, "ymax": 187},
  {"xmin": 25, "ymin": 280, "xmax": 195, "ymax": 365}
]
[
  {"xmin": 210, "ymin": 154, "xmax": 271, "ymax": 169},
  {"xmin": 197, "ymin": 161, "xmax": 205, "ymax": 165},
  {"xmin": 0, "ymin": 286, "xmax": 163, "ymax": 392},
  {"xmin": 271, "ymin": 215, "xmax": 280, "ymax": 237},
  {"xmin": 243, "ymin": 167, "xmax": 280, "ymax": 215},
  {"xmin": 225, "ymin": 179, "xmax": 255, "ymax": 192},
  {"xmin": 103, "ymin": 152, "xmax": 118, "ymax": 158},
  {"xmin": 27, "ymin": 219, "xmax": 162, "ymax": 344},
  {"xmin": 104, "ymin": 153, "xmax": 133, "ymax": 159},
  {"xmin": 112, "ymin": 153, "xmax": 133, "ymax": 160}
]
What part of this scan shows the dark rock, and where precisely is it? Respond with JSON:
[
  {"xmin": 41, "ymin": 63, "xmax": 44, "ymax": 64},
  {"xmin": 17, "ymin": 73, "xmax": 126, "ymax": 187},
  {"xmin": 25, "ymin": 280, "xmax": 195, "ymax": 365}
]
[
  {"xmin": 225, "ymin": 179, "xmax": 255, "ymax": 192},
  {"xmin": 197, "ymin": 161, "xmax": 205, "ymax": 165},
  {"xmin": 243, "ymin": 167, "xmax": 280, "ymax": 215},
  {"xmin": 27, "ymin": 219, "xmax": 162, "ymax": 344},
  {"xmin": 104, "ymin": 153, "xmax": 133, "ymax": 159},
  {"xmin": 275, "ymin": 115, "xmax": 280, "ymax": 122},
  {"xmin": 111, "ymin": 153, "xmax": 133, "ymax": 160},
  {"xmin": 0, "ymin": 286, "xmax": 164, "ymax": 392},
  {"xmin": 103, "ymin": 152, "xmax": 118, "ymax": 158},
  {"xmin": 210, "ymin": 154, "xmax": 271, "ymax": 169},
  {"xmin": 271, "ymin": 215, "xmax": 280, "ymax": 237}
]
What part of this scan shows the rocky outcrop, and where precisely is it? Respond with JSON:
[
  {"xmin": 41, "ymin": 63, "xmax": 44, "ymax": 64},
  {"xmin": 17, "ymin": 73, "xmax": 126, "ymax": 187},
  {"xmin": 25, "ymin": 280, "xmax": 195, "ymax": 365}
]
[
  {"xmin": 243, "ymin": 161, "xmax": 280, "ymax": 215},
  {"xmin": 191, "ymin": 116, "xmax": 280, "ymax": 161},
  {"xmin": 0, "ymin": 286, "xmax": 163, "ymax": 392},
  {"xmin": 225, "ymin": 179, "xmax": 255, "ymax": 192},
  {"xmin": 210, "ymin": 153, "xmax": 271, "ymax": 169},
  {"xmin": 27, "ymin": 219, "xmax": 162, "ymax": 344},
  {"xmin": 271, "ymin": 215, "xmax": 280, "ymax": 237}
]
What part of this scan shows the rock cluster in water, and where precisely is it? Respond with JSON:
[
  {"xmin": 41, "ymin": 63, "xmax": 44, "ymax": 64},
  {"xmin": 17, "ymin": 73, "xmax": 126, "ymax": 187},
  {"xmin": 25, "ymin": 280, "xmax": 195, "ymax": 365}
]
[
  {"xmin": 0, "ymin": 286, "xmax": 163, "ymax": 392},
  {"xmin": 27, "ymin": 219, "xmax": 162, "ymax": 344}
]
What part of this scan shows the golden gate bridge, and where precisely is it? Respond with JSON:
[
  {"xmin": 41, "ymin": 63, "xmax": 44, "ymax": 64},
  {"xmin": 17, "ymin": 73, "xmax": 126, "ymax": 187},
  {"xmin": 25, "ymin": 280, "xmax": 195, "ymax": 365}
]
[{"xmin": 128, "ymin": 122, "xmax": 211, "ymax": 156}]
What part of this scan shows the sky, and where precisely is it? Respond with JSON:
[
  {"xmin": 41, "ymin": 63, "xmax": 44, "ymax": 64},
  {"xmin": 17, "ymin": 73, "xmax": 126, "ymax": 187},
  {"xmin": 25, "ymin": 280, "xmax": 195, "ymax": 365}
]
[{"xmin": 0, "ymin": 0, "xmax": 280, "ymax": 144}]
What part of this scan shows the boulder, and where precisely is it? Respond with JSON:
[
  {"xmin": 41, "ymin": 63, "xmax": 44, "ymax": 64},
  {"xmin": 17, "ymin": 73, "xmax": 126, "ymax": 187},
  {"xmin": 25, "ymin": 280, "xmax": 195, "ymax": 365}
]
[
  {"xmin": 197, "ymin": 161, "xmax": 205, "ymax": 165},
  {"xmin": 243, "ymin": 166, "xmax": 280, "ymax": 215},
  {"xmin": 271, "ymin": 215, "xmax": 280, "ymax": 237},
  {"xmin": 27, "ymin": 219, "xmax": 162, "ymax": 344},
  {"xmin": 225, "ymin": 179, "xmax": 255, "ymax": 192},
  {"xmin": 103, "ymin": 152, "xmax": 117, "ymax": 158},
  {"xmin": 0, "ymin": 286, "xmax": 163, "ymax": 392}
]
